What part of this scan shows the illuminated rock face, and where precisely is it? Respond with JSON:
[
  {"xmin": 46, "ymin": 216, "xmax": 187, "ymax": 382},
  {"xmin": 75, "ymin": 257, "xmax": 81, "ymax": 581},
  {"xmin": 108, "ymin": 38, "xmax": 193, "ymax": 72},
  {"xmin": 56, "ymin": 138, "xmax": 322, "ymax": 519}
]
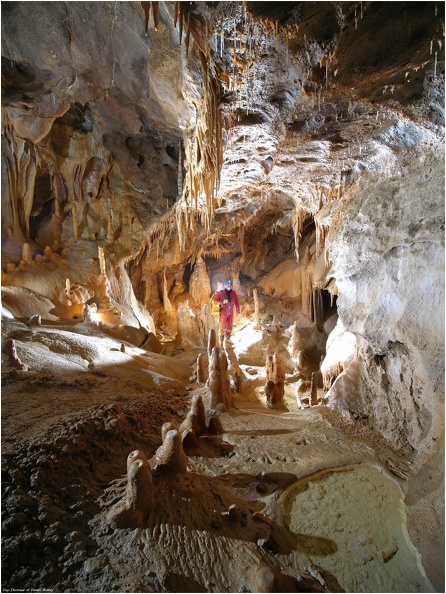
[{"xmin": 1, "ymin": 4, "xmax": 444, "ymax": 580}]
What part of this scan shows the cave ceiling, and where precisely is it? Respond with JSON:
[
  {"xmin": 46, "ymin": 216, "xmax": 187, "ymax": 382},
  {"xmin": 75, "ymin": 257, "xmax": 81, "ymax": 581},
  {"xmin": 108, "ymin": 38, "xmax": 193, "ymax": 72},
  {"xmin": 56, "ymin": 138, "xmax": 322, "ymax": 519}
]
[{"xmin": 1, "ymin": 0, "xmax": 444, "ymax": 286}]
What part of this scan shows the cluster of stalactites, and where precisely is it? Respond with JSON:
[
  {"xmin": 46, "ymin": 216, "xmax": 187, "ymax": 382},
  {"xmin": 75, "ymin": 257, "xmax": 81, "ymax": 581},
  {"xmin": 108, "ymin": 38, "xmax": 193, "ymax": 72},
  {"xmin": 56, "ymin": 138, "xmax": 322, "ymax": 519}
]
[{"xmin": 141, "ymin": 1, "xmax": 159, "ymax": 34}]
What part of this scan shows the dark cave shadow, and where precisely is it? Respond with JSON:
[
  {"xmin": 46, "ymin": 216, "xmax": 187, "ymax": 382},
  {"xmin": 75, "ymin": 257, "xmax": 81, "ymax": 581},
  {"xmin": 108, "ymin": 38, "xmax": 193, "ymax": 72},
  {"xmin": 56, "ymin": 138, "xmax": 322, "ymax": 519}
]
[
  {"xmin": 215, "ymin": 471, "xmax": 298, "ymax": 499},
  {"xmin": 295, "ymin": 532, "xmax": 338, "ymax": 556}
]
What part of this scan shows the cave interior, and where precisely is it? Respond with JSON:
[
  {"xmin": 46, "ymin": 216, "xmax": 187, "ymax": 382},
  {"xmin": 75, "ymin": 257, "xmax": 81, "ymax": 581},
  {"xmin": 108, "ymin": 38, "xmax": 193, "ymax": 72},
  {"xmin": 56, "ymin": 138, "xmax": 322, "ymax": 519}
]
[{"xmin": 1, "ymin": 1, "xmax": 445, "ymax": 593}]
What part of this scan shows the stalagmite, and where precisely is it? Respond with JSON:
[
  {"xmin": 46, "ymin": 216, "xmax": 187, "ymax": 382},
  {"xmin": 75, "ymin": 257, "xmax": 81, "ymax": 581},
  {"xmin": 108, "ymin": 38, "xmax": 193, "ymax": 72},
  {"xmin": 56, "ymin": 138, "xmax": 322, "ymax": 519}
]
[
  {"xmin": 191, "ymin": 394, "xmax": 207, "ymax": 432},
  {"xmin": 98, "ymin": 245, "xmax": 107, "ymax": 277},
  {"xmin": 253, "ymin": 288, "xmax": 261, "ymax": 329},
  {"xmin": 208, "ymin": 346, "xmax": 232, "ymax": 411},
  {"xmin": 108, "ymin": 455, "xmax": 153, "ymax": 528},
  {"xmin": 127, "ymin": 449, "xmax": 147, "ymax": 472},
  {"xmin": 296, "ymin": 378, "xmax": 310, "ymax": 408},
  {"xmin": 26, "ymin": 314, "xmax": 41, "ymax": 327},
  {"xmin": 208, "ymin": 328, "xmax": 217, "ymax": 354},
  {"xmin": 4, "ymin": 338, "xmax": 27, "ymax": 371},
  {"xmin": 226, "ymin": 504, "xmax": 241, "ymax": 522},
  {"xmin": 208, "ymin": 414, "xmax": 224, "ymax": 435},
  {"xmin": 196, "ymin": 352, "xmax": 207, "ymax": 383},
  {"xmin": 179, "ymin": 394, "xmax": 207, "ymax": 439},
  {"xmin": 153, "ymin": 429, "xmax": 188, "ymax": 474},
  {"xmin": 310, "ymin": 372, "xmax": 318, "ymax": 406},
  {"xmin": 161, "ymin": 421, "xmax": 178, "ymax": 442},
  {"xmin": 264, "ymin": 351, "xmax": 285, "ymax": 409},
  {"xmin": 22, "ymin": 243, "xmax": 32, "ymax": 264},
  {"xmin": 288, "ymin": 321, "xmax": 303, "ymax": 360}
]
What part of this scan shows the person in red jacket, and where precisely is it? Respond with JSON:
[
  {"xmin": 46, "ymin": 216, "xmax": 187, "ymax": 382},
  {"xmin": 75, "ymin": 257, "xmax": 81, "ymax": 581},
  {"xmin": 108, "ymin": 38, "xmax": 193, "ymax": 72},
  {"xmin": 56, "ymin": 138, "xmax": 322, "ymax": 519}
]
[{"xmin": 213, "ymin": 280, "xmax": 240, "ymax": 345}]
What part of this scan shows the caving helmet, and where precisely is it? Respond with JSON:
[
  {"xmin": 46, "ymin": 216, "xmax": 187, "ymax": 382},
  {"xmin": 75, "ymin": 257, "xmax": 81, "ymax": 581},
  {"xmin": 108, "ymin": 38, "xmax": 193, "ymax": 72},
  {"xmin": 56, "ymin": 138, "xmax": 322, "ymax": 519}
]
[{"xmin": 224, "ymin": 280, "xmax": 232, "ymax": 289}]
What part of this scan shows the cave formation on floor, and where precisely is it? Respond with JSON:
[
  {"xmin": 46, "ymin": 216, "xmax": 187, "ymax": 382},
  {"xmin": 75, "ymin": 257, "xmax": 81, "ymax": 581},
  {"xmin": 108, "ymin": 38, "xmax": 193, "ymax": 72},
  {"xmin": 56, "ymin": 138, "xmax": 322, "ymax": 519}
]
[{"xmin": 1, "ymin": 1, "xmax": 444, "ymax": 593}]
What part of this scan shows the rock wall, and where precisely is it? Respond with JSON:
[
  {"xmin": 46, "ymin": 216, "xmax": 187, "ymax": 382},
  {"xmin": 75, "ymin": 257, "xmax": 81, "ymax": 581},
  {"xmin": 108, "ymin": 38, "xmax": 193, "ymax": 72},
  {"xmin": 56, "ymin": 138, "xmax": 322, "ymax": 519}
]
[{"xmin": 324, "ymin": 147, "xmax": 444, "ymax": 454}]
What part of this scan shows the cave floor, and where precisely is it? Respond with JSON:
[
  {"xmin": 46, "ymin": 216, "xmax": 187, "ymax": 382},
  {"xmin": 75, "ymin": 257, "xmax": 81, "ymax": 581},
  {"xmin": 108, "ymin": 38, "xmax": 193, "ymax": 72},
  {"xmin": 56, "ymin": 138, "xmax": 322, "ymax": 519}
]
[{"xmin": 0, "ymin": 322, "xmax": 437, "ymax": 593}]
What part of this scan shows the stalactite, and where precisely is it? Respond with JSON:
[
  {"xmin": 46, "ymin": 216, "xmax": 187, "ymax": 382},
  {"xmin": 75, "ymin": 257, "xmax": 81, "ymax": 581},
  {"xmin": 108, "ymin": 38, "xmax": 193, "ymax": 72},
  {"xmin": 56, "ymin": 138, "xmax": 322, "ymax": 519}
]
[
  {"xmin": 163, "ymin": 269, "xmax": 175, "ymax": 315},
  {"xmin": 292, "ymin": 206, "xmax": 306, "ymax": 263},
  {"xmin": 107, "ymin": 212, "xmax": 114, "ymax": 244},
  {"xmin": 322, "ymin": 362, "xmax": 344, "ymax": 391},
  {"xmin": 177, "ymin": 142, "xmax": 183, "ymax": 198},
  {"xmin": 315, "ymin": 219, "xmax": 329, "ymax": 258},
  {"xmin": 2, "ymin": 126, "xmax": 38, "ymax": 242},
  {"xmin": 141, "ymin": 1, "xmax": 159, "ymax": 35},
  {"xmin": 313, "ymin": 288, "xmax": 324, "ymax": 331}
]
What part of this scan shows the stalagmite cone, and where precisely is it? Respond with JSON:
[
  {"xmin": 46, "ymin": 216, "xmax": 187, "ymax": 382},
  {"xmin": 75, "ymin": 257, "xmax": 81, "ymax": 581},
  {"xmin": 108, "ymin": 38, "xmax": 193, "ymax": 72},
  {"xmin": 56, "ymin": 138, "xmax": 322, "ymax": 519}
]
[
  {"xmin": 155, "ymin": 429, "xmax": 188, "ymax": 474},
  {"xmin": 181, "ymin": 427, "xmax": 198, "ymax": 449},
  {"xmin": 191, "ymin": 394, "xmax": 207, "ymax": 435},
  {"xmin": 207, "ymin": 328, "xmax": 217, "ymax": 353},
  {"xmin": 5, "ymin": 338, "xmax": 27, "ymax": 371},
  {"xmin": 161, "ymin": 421, "xmax": 178, "ymax": 442},
  {"xmin": 108, "ymin": 454, "xmax": 153, "ymax": 529},
  {"xmin": 228, "ymin": 504, "xmax": 241, "ymax": 522},
  {"xmin": 127, "ymin": 449, "xmax": 147, "ymax": 473},
  {"xmin": 310, "ymin": 372, "xmax": 318, "ymax": 406},
  {"xmin": 265, "ymin": 351, "xmax": 285, "ymax": 409},
  {"xmin": 22, "ymin": 243, "xmax": 32, "ymax": 264},
  {"xmin": 208, "ymin": 414, "xmax": 224, "ymax": 435},
  {"xmin": 126, "ymin": 458, "xmax": 153, "ymax": 515},
  {"xmin": 196, "ymin": 353, "xmax": 208, "ymax": 383},
  {"xmin": 26, "ymin": 314, "xmax": 41, "ymax": 327},
  {"xmin": 296, "ymin": 379, "xmax": 310, "ymax": 408},
  {"xmin": 179, "ymin": 411, "xmax": 201, "ymax": 438}
]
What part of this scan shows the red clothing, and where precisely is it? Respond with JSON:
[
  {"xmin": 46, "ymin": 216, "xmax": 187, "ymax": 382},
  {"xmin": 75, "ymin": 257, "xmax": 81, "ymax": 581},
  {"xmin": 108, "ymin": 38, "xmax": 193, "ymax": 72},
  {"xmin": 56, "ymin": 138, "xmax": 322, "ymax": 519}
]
[{"xmin": 214, "ymin": 288, "xmax": 240, "ymax": 329}]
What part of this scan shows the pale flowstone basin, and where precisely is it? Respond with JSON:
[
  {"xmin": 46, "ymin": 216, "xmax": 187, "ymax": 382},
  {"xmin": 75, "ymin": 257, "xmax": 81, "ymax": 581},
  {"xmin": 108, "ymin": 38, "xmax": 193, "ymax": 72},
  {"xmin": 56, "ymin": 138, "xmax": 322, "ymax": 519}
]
[{"xmin": 280, "ymin": 464, "xmax": 434, "ymax": 593}]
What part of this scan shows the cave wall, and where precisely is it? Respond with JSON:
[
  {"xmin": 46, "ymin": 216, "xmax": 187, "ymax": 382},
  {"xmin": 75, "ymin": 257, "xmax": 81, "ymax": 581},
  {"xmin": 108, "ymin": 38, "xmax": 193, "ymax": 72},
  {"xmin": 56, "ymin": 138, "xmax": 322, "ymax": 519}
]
[
  {"xmin": 324, "ymin": 148, "xmax": 444, "ymax": 453},
  {"xmin": 1, "ymin": 1, "xmax": 191, "ymax": 336}
]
